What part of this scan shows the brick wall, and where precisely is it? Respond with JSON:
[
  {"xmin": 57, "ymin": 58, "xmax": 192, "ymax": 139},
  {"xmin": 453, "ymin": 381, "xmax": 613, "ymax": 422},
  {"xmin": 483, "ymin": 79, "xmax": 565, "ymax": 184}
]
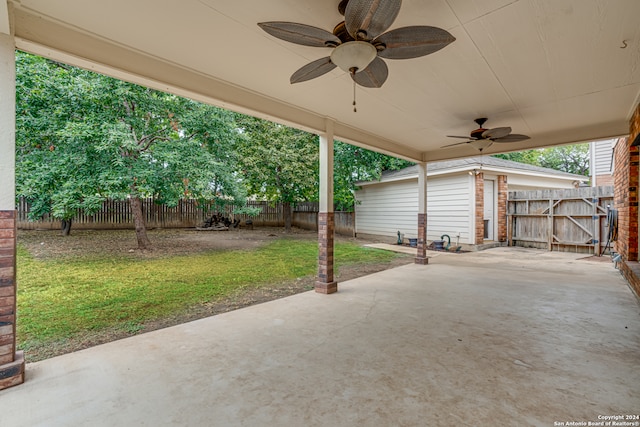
[
  {"xmin": 614, "ymin": 104, "xmax": 640, "ymax": 262},
  {"xmin": 596, "ymin": 174, "xmax": 614, "ymax": 187},
  {"xmin": 0, "ymin": 211, "xmax": 25, "ymax": 390},
  {"xmin": 475, "ymin": 172, "xmax": 484, "ymax": 244},
  {"xmin": 616, "ymin": 103, "xmax": 640, "ymax": 297},
  {"xmin": 497, "ymin": 175, "xmax": 508, "ymax": 242}
]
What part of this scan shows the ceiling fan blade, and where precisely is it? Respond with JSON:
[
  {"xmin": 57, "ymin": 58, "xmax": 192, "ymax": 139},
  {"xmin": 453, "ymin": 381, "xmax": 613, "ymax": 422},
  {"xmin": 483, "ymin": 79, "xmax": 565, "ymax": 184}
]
[
  {"xmin": 492, "ymin": 134, "xmax": 531, "ymax": 143},
  {"xmin": 345, "ymin": 0, "xmax": 401, "ymax": 41},
  {"xmin": 441, "ymin": 141, "xmax": 470, "ymax": 148},
  {"xmin": 482, "ymin": 126, "xmax": 511, "ymax": 140},
  {"xmin": 375, "ymin": 26, "xmax": 456, "ymax": 59},
  {"xmin": 258, "ymin": 22, "xmax": 341, "ymax": 47},
  {"xmin": 351, "ymin": 56, "xmax": 388, "ymax": 88},
  {"xmin": 446, "ymin": 135, "xmax": 474, "ymax": 139},
  {"xmin": 290, "ymin": 57, "xmax": 337, "ymax": 84}
]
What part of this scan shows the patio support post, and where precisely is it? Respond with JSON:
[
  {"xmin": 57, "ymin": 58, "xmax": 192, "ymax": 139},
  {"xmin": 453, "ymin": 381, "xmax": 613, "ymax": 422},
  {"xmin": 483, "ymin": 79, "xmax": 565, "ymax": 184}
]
[
  {"xmin": 475, "ymin": 171, "xmax": 485, "ymax": 245},
  {"xmin": 315, "ymin": 119, "xmax": 337, "ymax": 294},
  {"xmin": 497, "ymin": 175, "xmax": 508, "ymax": 242},
  {"xmin": 0, "ymin": 32, "xmax": 25, "ymax": 390},
  {"xmin": 415, "ymin": 162, "xmax": 429, "ymax": 264}
]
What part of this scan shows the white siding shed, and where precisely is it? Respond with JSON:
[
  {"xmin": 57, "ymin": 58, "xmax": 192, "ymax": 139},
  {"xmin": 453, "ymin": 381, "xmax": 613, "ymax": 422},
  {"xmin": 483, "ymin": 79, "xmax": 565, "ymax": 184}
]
[{"xmin": 355, "ymin": 156, "xmax": 586, "ymax": 246}]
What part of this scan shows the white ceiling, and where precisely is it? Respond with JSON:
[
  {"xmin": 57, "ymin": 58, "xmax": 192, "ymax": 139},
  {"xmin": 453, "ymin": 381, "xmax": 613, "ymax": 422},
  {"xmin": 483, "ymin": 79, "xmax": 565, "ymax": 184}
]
[{"xmin": 5, "ymin": 0, "xmax": 640, "ymax": 162}]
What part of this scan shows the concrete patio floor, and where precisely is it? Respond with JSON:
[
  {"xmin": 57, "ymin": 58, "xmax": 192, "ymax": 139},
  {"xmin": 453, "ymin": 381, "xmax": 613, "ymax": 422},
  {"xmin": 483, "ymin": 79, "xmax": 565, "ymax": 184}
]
[{"xmin": 0, "ymin": 247, "xmax": 638, "ymax": 426}]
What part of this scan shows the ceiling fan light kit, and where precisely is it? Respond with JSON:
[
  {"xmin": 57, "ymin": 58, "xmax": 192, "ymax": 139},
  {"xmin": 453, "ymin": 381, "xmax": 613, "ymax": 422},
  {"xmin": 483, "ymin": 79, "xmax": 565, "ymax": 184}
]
[
  {"xmin": 470, "ymin": 139, "xmax": 493, "ymax": 151},
  {"xmin": 330, "ymin": 41, "xmax": 377, "ymax": 73}
]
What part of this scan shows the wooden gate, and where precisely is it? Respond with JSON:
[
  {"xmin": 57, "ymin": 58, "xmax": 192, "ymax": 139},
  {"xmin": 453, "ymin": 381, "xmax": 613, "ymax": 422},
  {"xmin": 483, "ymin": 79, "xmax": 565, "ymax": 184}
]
[{"xmin": 507, "ymin": 186, "xmax": 614, "ymax": 254}]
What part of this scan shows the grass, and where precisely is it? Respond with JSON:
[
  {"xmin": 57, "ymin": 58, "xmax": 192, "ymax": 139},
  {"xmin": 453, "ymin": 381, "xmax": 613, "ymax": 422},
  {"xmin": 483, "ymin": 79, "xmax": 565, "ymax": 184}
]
[{"xmin": 16, "ymin": 238, "xmax": 400, "ymax": 354}]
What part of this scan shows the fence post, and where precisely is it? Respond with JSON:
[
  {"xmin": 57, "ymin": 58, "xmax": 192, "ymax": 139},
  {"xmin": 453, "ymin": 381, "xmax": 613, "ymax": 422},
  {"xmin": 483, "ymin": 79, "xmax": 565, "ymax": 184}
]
[
  {"xmin": 593, "ymin": 195, "xmax": 600, "ymax": 255},
  {"xmin": 548, "ymin": 197, "xmax": 554, "ymax": 251},
  {"xmin": 507, "ymin": 199, "xmax": 512, "ymax": 246}
]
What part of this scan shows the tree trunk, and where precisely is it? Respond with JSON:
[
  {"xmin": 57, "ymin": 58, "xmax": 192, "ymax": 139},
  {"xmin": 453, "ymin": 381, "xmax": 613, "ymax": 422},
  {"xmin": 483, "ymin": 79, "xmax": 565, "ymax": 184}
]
[
  {"xmin": 130, "ymin": 196, "xmax": 152, "ymax": 249},
  {"xmin": 60, "ymin": 219, "xmax": 72, "ymax": 236},
  {"xmin": 283, "ymin": 201, "xmax": 292, "ymax": 232}
]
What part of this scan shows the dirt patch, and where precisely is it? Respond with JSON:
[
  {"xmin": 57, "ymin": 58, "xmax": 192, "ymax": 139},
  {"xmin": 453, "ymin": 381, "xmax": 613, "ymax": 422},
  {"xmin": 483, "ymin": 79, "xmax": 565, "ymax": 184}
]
[
  {"xmin": 17, "ymin": 227, "xmax": 413, "ymax": 361},
  {"xmin": 18, "ymin": 226, "xmax": 320, "ymax": 260}
]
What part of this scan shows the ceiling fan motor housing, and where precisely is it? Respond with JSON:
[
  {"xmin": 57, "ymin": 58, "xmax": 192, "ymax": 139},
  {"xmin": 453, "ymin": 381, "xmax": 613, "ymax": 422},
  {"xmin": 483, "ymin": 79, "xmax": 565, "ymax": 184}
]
[
  {"xmin": 470, "ymin": 117, "xmax": 488, "ymax": 139},
  {"xmin": 470, "ymin": 128, "xmax": 487, "ymax": 139}
]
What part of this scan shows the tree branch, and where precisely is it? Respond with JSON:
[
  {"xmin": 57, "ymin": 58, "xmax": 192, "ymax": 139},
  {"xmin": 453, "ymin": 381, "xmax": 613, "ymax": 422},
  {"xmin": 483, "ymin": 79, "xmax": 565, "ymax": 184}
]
[{"xmin": 140, "ymin": 135, "xmax": 170, "ymax": 152}]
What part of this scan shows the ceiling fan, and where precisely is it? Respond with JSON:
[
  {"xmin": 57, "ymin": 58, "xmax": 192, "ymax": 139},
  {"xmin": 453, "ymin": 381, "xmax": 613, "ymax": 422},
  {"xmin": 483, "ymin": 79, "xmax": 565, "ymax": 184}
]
[
  {"xmin": 258, "ymin": 0, "xmax": 456, "ymax": 90},
  {"xmin": 442, "ymin": 118, "xmax": 530, "ymax": 151}
]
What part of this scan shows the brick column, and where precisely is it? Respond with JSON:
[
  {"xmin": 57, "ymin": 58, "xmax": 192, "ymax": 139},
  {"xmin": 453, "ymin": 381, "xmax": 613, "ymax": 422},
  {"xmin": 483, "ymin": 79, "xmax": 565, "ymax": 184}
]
[
  {"xmin": 497, "ymin": 175, "xmax": 508, "ymax": 242},
  {"xmin": 415, "ymin": 163, "xmax": 428, "ymax": 264},
  {"xmin": 475, "ymin": 172, "xmax": 484, "ymax": 244},
  {"xmin": 316, "ymin": 212, "xmax": 337, "ymax": 294},
  {"xmin": 0, "ymin": 211, "xmax": 25, "ymax": 390},
  {"xmin": 415, "ymin": 213, "xmax": 428, "ymax": 264}
]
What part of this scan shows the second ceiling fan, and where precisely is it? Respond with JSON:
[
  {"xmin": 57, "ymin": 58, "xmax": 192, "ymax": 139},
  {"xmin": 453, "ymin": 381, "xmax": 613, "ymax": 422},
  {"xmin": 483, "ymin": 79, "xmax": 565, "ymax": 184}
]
[{"xmin": 442, "ymin": 118, "xmax": 530, "ymax": 151}]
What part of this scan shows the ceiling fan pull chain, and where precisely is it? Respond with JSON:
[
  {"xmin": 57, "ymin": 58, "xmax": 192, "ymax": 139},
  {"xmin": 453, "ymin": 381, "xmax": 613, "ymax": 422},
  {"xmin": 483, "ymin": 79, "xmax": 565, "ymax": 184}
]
[
  {"xmin": 351, "ymin": 68, "xmax": 357, "ymax": 112},
  {"xmin": 353, "ymin": 79, "xmax": 357, "ymax": 112}
]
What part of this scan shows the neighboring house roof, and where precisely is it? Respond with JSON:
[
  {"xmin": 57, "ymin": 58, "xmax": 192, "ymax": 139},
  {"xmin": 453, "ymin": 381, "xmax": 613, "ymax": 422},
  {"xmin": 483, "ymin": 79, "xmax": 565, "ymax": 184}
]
[{"xmin": 358, "ymin": 156, "xmax": 587, "ymax": 186}]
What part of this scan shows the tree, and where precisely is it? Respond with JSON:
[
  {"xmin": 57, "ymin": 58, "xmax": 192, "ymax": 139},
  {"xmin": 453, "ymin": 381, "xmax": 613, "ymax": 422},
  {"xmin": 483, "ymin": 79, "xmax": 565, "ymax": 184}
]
[
  {"xmin": 333, "ymin": 142, "xmax": 413, "ymax": 211},
  {"xmin": 537, "ymin": 144, "xmax": 590, "ymax": 176},
  {"xmin": 491, "ymin": 150, "xmax": 541, "ymax": 167},
  {"xmin": 15, "ymin": 53, "xmax": 109, "ymax": 235},
  {"xmin": 234, "ymin": 116, "xmax": 318, "ymax": 231},
  {"xmin": 15, "ymin": 52, "xmax": 244, "ymax": 247},
  {"xmin": 233, "ymin": 115, "xmax": 413, "ymax": 224},
  {"xmin": 492, "ymin": 143, "xmax": 590, "ymax": 176}
]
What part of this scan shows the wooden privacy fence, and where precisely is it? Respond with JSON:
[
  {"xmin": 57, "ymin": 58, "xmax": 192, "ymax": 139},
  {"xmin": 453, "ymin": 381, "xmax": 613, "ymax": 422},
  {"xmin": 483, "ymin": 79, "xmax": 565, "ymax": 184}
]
[
  {"xmin": 293, "ymin": 202, "xmax": 355, "ymax": 236},
  {"xmin": 18, "ymin": 198, "xmax": 355, "ymax": 236},
  {"xmin": 17, "ymin": 199, "xmax": 285, "ymax": 230},
  {"xmin": 507, "ymin": 186, "xmax": 614, "ymax": 254}
]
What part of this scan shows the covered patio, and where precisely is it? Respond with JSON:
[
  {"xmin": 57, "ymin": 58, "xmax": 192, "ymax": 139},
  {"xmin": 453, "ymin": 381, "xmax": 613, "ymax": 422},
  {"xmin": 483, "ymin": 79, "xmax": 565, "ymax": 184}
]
[
  {"xmin": 1, "ymin": 0, "xmax": 640, "ymax": 403},
  {"xmin": 1, "ymin": 247, "xmax": 638, "ymax": 426}
]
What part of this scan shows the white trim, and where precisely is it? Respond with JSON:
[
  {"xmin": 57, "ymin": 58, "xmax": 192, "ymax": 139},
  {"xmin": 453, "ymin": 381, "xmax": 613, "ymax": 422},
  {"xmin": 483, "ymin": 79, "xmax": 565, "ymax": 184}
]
[
  {"xmin": 319, "ymin": 120, "xmax": 334, "ymax": 213},
  {"xmin": 483, "ymin": 179, "xmax": 497, "ymax": 241},
  {"xmin": 0, "ymin": 1, "xmax": 9, "ymax": 36},
  {"xmin": 0, "ymin": 33, "xmax": 15, "ymax": 210}
]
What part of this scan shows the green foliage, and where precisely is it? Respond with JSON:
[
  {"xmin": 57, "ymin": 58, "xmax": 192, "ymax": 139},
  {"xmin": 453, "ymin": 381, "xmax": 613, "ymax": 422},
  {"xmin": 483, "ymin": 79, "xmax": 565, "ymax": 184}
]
[
  {"xmin": 232, "ymin": 116, "xmax": 412, "ymax": 212},
  {"xmin": 492, "ymin": 143, "xmax": 590, "ymax": 176},
  {"xmin": 492, "ymin": 150, "xmax": 541, "ymax": 166},
  {"xmin": 232, "ymin": 206, "xmax": 263, "ymax": 217},
  {"xmin": 15, "ymin": 51, "xmax": 245, "ymax": 226},
  {"xmin": 537, "ymin": 144, "xmax": 590, "ymax": 176},
  {"xmin": 334, "ymin": 142, "xmax": 414, "ymax": 211},
  {"xmin": 234, "ymin": 116, "xmax": 319, "ymax": 204},
  {"xmin": 16, "ymin": 239, "xmax": 401, "ymax": 355}
]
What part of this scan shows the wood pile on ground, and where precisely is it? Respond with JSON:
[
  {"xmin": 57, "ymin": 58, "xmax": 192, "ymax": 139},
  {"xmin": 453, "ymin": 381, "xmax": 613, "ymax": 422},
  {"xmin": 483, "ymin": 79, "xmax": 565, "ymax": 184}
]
[{"xmin": 196, "ymin": 214, "xmax": 240, "ymax": 231}]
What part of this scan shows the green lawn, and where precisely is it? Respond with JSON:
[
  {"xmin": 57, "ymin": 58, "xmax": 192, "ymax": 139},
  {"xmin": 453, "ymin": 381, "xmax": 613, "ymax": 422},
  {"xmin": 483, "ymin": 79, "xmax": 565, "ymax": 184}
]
[{"xmin": 17, "ymin": 238, "xmax": 400, "ymax": 354}]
